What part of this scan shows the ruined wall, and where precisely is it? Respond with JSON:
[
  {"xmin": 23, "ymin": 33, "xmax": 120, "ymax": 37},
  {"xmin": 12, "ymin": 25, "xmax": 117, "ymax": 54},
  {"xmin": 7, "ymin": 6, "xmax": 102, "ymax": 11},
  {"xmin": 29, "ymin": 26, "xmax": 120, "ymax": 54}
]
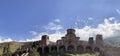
[{"xmin": 15, "ymin": 28, "xmax": 104, "ymax": 55}]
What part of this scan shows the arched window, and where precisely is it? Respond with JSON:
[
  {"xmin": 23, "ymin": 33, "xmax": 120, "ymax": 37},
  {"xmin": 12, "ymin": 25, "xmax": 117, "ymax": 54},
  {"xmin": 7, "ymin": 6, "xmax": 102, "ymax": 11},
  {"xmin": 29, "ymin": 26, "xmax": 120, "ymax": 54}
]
[
  {"xmin": 37, "ymin": 47, "xmax": 42, "ymax": 54},
  {"xmin": 86, "ymin": 46, "xmax": 92, "ymax": 52},
  {"xmin": 94, "ymin": 47, "xmax": 100, "ymax": 52},
  {"xmin": 77, "ymin": 45, "xmax": 84, "ymax": 53},
  {"xmin": 59, "ymin": 45, "xmax": 66, "ymax": 53},
  {"xmin": 44, "ymin": 46, "xmax": 49, "ymax": 53},
  {"xmin": 51, "ymin": 46, "xmax": 57, "ymax": 53},
  {"xmin": 67, "ymin": 45, "xmax": 75, "ymax": 52}
]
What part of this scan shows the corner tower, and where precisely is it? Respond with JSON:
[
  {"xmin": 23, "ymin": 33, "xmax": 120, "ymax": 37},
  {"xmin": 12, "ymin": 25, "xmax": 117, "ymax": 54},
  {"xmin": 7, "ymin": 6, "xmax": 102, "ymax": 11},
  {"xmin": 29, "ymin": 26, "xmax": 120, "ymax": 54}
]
[
  {"xmin": 89, "ymin": 37, "xmax": 94, "ymax": 45},
  {"xmin": 41, "ymin": 35, "xmax": 50, "ymax": 46},
  {"xmin": 96, "ymin": 34, "xmax": 103, "ymax": 48}
]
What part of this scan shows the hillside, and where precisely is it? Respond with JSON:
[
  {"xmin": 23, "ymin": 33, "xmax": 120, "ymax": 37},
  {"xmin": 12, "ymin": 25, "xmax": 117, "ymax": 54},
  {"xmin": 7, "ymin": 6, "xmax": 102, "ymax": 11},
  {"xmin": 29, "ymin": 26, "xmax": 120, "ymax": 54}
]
[
  {"xmin": 0, "ymin": 42, "xmax": 24, "ymax": 55},
  {"xmin": 0, "ymin": 38, "xmax": 120, "ymax": 56},
  {"xmin": 0, "ymin": 41, "xmax": 99, "ymax": 56},
  {"xmin": 0, "ymin": 41, "xmax": 56, "ymax": 55},
  {"xmin": 104, "ymin": 37, "xmax": 120, "ymax": 47}
]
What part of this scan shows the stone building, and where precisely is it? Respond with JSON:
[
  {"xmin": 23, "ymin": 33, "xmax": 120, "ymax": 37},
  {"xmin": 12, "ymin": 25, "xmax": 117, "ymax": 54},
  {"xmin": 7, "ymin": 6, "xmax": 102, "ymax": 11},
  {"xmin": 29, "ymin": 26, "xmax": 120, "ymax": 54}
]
[{"xmin": 14, "ymin": 28, "xmax": 104, "ymax": 55}]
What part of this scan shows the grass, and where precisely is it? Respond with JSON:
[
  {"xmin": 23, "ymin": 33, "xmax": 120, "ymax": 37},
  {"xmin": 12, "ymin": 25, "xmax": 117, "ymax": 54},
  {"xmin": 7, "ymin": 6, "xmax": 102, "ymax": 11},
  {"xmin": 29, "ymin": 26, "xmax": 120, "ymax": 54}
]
[
  {"xmin": 40, "ymin": 52, "xmax": 99, "ymax": 56},
  {"xmin": 0, "ymin": 47, "xmax": 3, "ymax": 55},
  {"xmin": 0, "ymin": 42, "xmax": 99, "ymax": 56},
  {"xmin": 0, "ymin": 42, "xmax": 24, "ymax": 55},
  {"xmin": 65, "ymin": 52, "xmax": 99, "ymax": 56}
]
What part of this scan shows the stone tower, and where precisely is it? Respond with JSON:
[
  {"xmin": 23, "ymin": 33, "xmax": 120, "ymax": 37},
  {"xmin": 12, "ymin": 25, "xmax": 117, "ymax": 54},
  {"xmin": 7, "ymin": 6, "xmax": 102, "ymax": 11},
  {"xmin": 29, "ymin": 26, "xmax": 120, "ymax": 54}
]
[
  {"xmin": 96, "ymin": 34, "xmax": 103, "ymax": 48},
  {"xmin": 67, "ymin": 29, "xmax": 75, "ymax": 34},
  {"xmin": 89, "ymin": 37, "xmax": 94, "ymax": 45},
  {"xmin": 41, "ymin": 35, "xmax": 50, "ymax": 46},
  {"xmin": 65, "ymin": 29, "xmax": 76, "ymax": 39}
]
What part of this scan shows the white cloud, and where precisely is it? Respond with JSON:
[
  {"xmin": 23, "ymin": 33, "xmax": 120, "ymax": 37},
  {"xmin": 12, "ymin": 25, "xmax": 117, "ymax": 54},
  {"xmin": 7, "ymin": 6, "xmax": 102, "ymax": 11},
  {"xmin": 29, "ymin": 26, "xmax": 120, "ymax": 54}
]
[
  {"xmin": 109, "ymin": 17, "xmax": 115, "ymax": 21},
  {"xmin": 0, "ymin": 37, "xmax": 13, "ymax": 43},
  {"xmin": 0, "ymin": 39, "xmax": 2, "ymax": 43},
  {"xmin": 75, "ymin": 18, "xmax": 120, "ymax": 40},
  {"xmin": 43, "ymin": 19, "xmax": 63, "ymax": 31},
  {"xmin": 29, "ymin": 31, "xmax": 37, "ymax": 35},
  {"xmin": 4, "ymin": 38, "xmax": 13, "ymax": 42},
  {"xmin": 22, "ymin": 32, "xmax": 65, "ymax": 42},
  {"xmin": 49, "ymin": 32, "xmax": 65, "ymax": 42},
  {"xmin": 2, "ymin": 17, "xmax": 120, "ymax": 43},
  {"xmin": 54, "ymin": 19, "xmax": 60, "ymax": 23},
  {"xmin": 26, "ymin": 17, "xmax": 120, "ymax": 42},
  {"xmin": 20, "ymin": 19, "xmax": 63, "ymax": 42},
  {"xmin": 44, "ymin": 22, "xmax": 63, "ymax": 31},
  {"xmin": 116, "ymin": 9, "xmax": 120, "ymax": 14},
  {"xmin": 88, "ymin": 17, "xmax": 94, "ymax": 20}
]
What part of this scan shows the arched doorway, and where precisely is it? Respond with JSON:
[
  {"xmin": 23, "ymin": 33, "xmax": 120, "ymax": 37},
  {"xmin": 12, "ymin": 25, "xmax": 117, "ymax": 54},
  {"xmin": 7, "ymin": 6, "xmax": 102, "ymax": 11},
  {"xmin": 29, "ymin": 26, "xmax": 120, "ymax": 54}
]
[
  {"xmin": 59, "ymin": 45, "xmax": 66, "ymax": 53},
  {"xmin": 94, "ymin": 47, "xmax": 100, "ymax": 52},
  {"xmin": 67, "ymin": 45, "xmax": 74, "ymax": 52},
  {"xmin": 77, "ymin": 45, "xmax": 84, "ymax": 53},
  {"xmin": 44, "ymin": 46, "xmax": 49, "ymax": 53},
  {"xmin": 37, "ymin": 47, "xmax": 42, "ymax": 54},
  {"xmin": 86, "ymin": 46, "xmax": 92, "ymax": 52},
  {"xmin": 51, "ymin": 46, "xmax": 57, "ymax": 53}
]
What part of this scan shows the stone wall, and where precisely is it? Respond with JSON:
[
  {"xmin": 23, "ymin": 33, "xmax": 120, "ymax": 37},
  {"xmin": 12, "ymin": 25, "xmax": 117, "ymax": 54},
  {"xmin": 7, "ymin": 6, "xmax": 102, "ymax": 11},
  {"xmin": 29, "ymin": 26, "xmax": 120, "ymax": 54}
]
[{"xmin": 14, "ymin": 28, "xmax": 104, "ymax": 55}]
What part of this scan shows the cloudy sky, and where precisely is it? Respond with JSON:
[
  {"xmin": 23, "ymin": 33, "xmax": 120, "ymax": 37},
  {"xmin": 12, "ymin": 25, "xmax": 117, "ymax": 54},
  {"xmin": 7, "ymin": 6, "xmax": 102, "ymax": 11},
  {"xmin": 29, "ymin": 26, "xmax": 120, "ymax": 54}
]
[{"xmin": 0, "ymin": 0, "xmax": 120, "ymax": 43}]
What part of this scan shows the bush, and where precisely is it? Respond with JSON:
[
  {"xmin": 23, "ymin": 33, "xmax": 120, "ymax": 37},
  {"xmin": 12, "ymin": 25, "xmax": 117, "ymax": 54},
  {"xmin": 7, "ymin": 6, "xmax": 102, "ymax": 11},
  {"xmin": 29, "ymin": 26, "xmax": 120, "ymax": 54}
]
[
  {"xmin": 28, "ymin": 48, "xmax": 40, "ymax": 56},
  {"xmin": 2, "ymin": 44, "xmax": 12, "ymax": 56}
]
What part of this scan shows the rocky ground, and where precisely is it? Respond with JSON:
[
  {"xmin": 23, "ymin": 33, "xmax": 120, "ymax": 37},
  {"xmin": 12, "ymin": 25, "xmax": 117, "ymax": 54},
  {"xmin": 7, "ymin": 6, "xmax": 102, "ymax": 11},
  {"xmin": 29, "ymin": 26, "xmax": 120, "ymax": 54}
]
[{"xmin": 104, "ymin": 47, "xmax": 120, "ymax": 56}]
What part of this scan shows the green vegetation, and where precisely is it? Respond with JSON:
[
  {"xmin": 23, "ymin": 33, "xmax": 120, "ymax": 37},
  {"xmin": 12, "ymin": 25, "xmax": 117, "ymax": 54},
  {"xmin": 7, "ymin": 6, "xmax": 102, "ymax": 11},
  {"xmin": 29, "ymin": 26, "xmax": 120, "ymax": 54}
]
[
  {"xmin": 0, "ymin": 42, "xmax": 99, "ymax": 56},
  {"xmin": 40, "ymin": 52, "xmax": 99, "ymax": 56},
  {"xmin": 71, "ymin": 52, "xmax": 99, "ymax": 56},
  {"xmin": 28, "ymin": 48, "xmax": 40, "ymax": 56},
  {"xmin": 2, "ymin": 44, "xmax": 12, "ymax": 56},
  {"xmin": 0, "ymin": 47, "xmax": 3, "ymax": 55},
  {"xmin": 0, "ymin": 42, "xmax": 24, "ymax": 55}
]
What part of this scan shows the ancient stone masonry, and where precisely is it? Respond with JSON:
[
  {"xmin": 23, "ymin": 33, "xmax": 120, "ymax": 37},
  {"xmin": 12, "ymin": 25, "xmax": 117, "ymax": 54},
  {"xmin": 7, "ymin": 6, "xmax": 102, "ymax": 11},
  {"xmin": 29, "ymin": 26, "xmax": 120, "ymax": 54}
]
[{"xmin": 14, "ymin": 29, "xmax": 104, "ymax": 55}]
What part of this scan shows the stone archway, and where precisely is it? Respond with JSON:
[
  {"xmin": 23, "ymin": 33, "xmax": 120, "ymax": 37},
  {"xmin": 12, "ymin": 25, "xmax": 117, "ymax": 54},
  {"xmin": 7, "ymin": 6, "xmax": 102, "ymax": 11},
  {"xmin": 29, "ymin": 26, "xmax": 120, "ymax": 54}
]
[
  {"xmin": 59, "ymin": 45, "xmax": 66, "ymax": 53},
  {"xmin": 51, "ymin": 46, "xmax": 57, "ymax": 53},
  {"xmin": 77, "ymin": 45, "xmax": 84, "ymax": 53},
  {"xmin": 94, "ymin": 47, "xmax": 100, "ymax": 52},
  {"xmin": 37, "ymin": 47, "xmax": 42, "ymax": 54},
  {"xmin": 86, "ymin": 46, "xmax": 92, "ymax": 52},
  {"xmin": 44, "ymin": 46, "xmax": 49, "ymax": 53},
  {"xmin": 67, "ymin": 45, "xmax": 75, "ymax": 52}
]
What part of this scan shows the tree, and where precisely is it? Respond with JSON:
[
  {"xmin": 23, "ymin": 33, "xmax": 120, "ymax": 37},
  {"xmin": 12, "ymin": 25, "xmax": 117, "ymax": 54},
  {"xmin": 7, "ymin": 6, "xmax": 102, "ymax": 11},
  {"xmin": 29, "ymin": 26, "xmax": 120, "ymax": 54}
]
[{"xmin": 28, "ymin": 48, "xmax": 40, "ymax": 56}]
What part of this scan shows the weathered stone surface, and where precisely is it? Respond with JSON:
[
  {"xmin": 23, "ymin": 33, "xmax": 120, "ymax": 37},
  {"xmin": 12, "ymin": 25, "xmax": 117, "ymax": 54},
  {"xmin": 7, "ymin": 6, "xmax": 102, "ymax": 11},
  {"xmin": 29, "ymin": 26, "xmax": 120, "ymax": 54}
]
[
  {"xmin": 104, "ymin": 47, "xmax": 120, "ymax": 56},
  {"xmin": 14, "ymin": 29, "xmax": 104, "ymax": 55}
]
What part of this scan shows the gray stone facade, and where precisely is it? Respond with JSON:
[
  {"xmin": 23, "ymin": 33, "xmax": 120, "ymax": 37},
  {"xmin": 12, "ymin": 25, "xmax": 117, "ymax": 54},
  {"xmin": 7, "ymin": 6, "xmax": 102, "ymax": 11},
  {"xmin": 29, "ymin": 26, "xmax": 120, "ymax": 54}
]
[{"xmin": 14, "ymin": 28, "xmax": 104, "ymax": 55}]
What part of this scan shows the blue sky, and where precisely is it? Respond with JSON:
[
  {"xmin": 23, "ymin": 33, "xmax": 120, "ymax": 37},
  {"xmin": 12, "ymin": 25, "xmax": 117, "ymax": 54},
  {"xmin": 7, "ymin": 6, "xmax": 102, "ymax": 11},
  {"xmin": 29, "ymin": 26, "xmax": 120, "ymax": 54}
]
[{"xmin": 0, "ymin": 0, "xmax": 120, "ymax": 42}]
